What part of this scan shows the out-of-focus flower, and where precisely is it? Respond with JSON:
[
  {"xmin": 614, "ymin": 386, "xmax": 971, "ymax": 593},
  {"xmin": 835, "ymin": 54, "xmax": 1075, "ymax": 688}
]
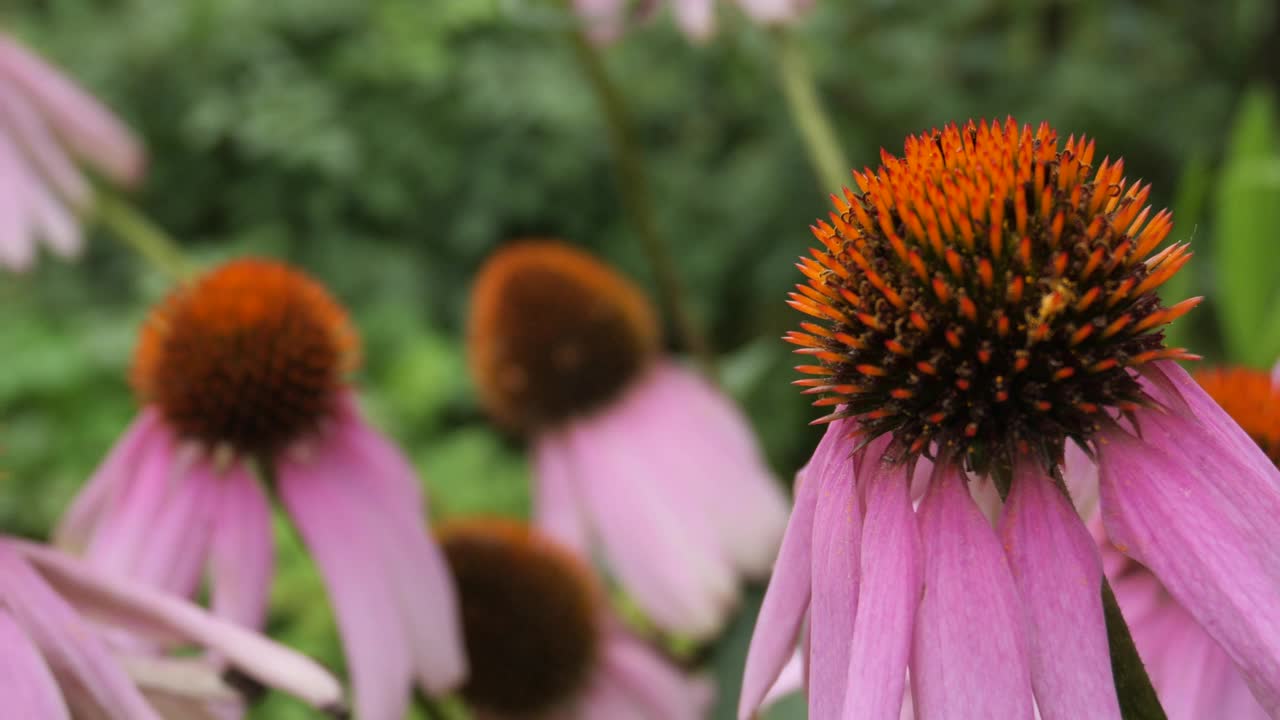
[
  {"xmin": 740, "ymin": 119, "xmax": 1280, "ymax": 718},
  {"xmin": 57, "ymin": 258, "xmax": 466, "ymax": 720},
  {"xmin": 438, "ymin": 518, "xmax": 711, "ymax": 718},
  {"xmin": 572, "ymin": 0, "xmax": 814, "ymax": 45},
  {"xmin": 1086, "ymin": 365, "xmax": 1280, "ymax": 719},
  {"xmin": 0, "ymin": 537, "xmax": 343, "ymax": 718},
  {"xmin": 0, "ymin": 32, "xmax": 143, "ymax": 270},
  {"xmin": 468, "ymin": 240, "xmax": 788, "ymax": 640}
]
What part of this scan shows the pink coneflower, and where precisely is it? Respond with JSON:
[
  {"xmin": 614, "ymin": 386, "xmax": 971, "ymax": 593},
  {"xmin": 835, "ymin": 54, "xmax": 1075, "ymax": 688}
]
[
  {"xmin": 573, "ymin": 0, "xmax": 813, "ymax": 44},
  {"xmin": 0, "ymin": 536, "xmax": 343, "ymax": 718},
  {"xmin": 468, "ymin": 240, "xmax": 789, "ymax": 640},
  {"xmin": 1089, "ymin": 365, "xmax": 1280, "ymax": 719},
  {"xmin": 740, "ymin": 119, "xmax": 1280, "ymax": 718},
  {"xmin": 437, "ymin": 518, "xmax": 711, "ymax": 718},
  {"xmin": 0, "ymin": 31, "xmax": 143, "ymax": 270},
  {"xmin": 57, "ymin": 258, "xmax": 466, "ymax": 720}
]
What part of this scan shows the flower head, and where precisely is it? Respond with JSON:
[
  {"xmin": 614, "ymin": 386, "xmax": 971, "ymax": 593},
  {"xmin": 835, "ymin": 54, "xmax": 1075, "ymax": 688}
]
[
  {"xmin": 439, "ymin": 517, "xmax": 710, "ymax": 719},
  {"xmin": 0, "ymin": 32, "xmax": 143, "ymax": 270},
  {"xmin": 61, "ymin": 257, "xmax": 466, "ymax": 720},
  {"xmin": 468, "ymin": 240, "xmax": 789, "ymax": 639},
  {"xmin": 788, "ymin": 118, "xmax": 1198, "ymax": 474},
  {"xmin": 742, "ymin": 119, "xmax": 1280, "ymax": 720}
]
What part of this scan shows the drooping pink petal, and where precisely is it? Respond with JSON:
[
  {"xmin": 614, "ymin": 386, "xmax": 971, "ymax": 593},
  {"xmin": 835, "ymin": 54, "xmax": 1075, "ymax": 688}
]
[
  {"xmin": 574, "ymin": 0, "xmax": 629, "ymax": 45},
  {"xmin": 277, "ymin": 461, "xmax": 414, "ymax": 720},
  {"xmin": 533, "ymin": 431, "xmax": 591, "ymax": 555},
  {"xmin": 841, "ymin": 457, "xmax": 920, "ymax": 720},
  {"xmin": 738, "ymin": 442, "xmax": 822, "ymax": 719},
  {"xmin": 573, "ymin": 672, "xmax": 652, "ymax": 720},
  {"xmin": 0, "ymin": 34, "xmax": 144, "ymax": 186},
  {"xmin": 22, "ymin": 167, "xmax": 81, "ymax": 257},
  {"xmin": 761, "ymin": 650, "xmax": 805, "ymax": 710},
  {"xmin": 672, "ymin": 0, "xmax": 716, "ymax": 40},
  {"xmin": 208, "ymin": 465, "xmax": 274, "ymax": 629},
  {"xmin": 1000, "ymin": 460, "xmax": 1119, "ymax": 720},
  {"xmin": 565, "ymin": 414, "xmax": 736, "ymax": 638},
  {"xmin": 0, "ymin": 82, "xmax": 89, "ymax": 205},
  {"xmin": 599, "ymin": 630, "xmax": 712, "ymax": 720},
  {"xmin": 0, "ymin": 125, "xmax": 37, "ymax": 270},
  {"xmin": 83, "ymin": 426, "xmax": 178, "ymax": 579},
  {"xmin": 129, "ymin": 459, "xmax": 222, "ymax": 597},
  {"xmin": 331, "ymin": 392, "xmax": 426, "ymax": 515},
  {"xmin": 1098, "ymin": 415, "xmax": 1280, "ymax": 713},
  {"xmin": 0, "ymin": 608, "xmax": 71, "ymax": 720},
  {"xmin": 12, "ymin": 540, "xmax": 344, "ymax": 711},
  {"xmin": 631, "ymin": 363, "xmax": 789, "ymax": 578},
  {"xmin": 807, "ymin": 444, "xmax": 860, "ymax": 717},
  {"xmin": 56, "ymin": 409, "xmax": 162, "ymax": 552},
  {"xmin": 911, "ymin": 463, "xmax": 1034, "ymax": 719},
  {"xmin": 0, "ymin": 546, "xmax": 161, "ymax": 719}
]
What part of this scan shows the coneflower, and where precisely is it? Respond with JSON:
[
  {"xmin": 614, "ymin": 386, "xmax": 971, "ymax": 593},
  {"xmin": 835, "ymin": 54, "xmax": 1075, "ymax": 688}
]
[
  {"xmin": 0, "ymin": 537, "xmax": 342, "ymax": 718},
  {"xmin": 438, "ymin": 518, "xmax": 710, "ymax": 718},
  {"xmin": 57, "ymin": 258, "xmax": 466, "ymax": 720},
  {"xmin": 0, "ymin": 31, "xmax": 142, "ymax": 270},
  {"xmin": 468, "ymin": 240, "xmax": 788, "ymax": 639},
  {"xmin": 740, "ymin": 118, "xmax": 1280, "ymax": 718}
]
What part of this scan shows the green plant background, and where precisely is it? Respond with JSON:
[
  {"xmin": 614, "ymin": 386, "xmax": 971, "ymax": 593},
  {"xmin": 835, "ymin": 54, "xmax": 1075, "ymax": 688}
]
[{"xmin": 2, "ymin": 0, "xmax": 1279, "ymax": 717}]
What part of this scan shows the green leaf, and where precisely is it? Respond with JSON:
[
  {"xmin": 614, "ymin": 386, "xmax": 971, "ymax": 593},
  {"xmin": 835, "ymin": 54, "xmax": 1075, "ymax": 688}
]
[
  {"xmin": 1159, "ymin": 153, "xmax": 1211, "ymax": 352},
  {"xmin": 1214, "ymin": 86, "xmax": 1280, "ymax": 366}
]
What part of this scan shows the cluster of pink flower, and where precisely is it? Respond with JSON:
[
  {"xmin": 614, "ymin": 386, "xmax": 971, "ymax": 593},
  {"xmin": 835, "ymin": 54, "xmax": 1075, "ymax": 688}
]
[{"xmin": 4, "ymin": 21, "xmax": 1280, "ymax": 720}]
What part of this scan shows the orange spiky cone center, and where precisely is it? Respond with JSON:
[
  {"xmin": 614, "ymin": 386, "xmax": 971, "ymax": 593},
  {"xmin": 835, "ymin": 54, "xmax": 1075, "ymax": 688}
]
[
  {"xmin": 787, "ymin": 118, "xmax": 1198, "ymax": 474},
  {"xmin": 1193, "ymin": 367, "xmax": 1280, "ymax": 467},
  {"xmin": 132, "ymin": 258, "xmax": 358, "ymax": 459},
  {"xmin": 439, "ymin": 518, "xmax": 601, "ymax": 715},
  {"xmin": 468, "ymin": 240, "xmax": 660, "ymax": 434}
]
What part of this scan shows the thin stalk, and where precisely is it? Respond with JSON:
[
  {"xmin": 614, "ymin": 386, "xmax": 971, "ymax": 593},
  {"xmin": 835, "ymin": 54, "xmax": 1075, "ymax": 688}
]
[
  {"xmin": 772, "ymin": 28, "xmax": 850, "ymax": 194},
  {"xmin": 422, "ymin": 694, "xmax": 474, "ymax": 720},
  {"xmin": 567, "ymin": 28, "xmax": 717, "ymax": 377},
  {"xmin": 94, "ymin": 191, "xmax": 192, "ymax": 281}
]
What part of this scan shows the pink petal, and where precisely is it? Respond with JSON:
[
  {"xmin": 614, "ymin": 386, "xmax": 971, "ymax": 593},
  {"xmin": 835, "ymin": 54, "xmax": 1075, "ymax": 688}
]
[
  {"xmin": 761, "ymin": 650, "xmax": 805, "ymax": 710},
  {"xmin": 0, "ymin": 34, "xmax": 144, "ymax": 186},
  {"xmin": 56, "ymin": 409, "xmax": 162, "ymax": 552},
  {"xmin": 0, "ymin": 546, "xmax": 161, "ymax": 719},
  {"xmin": 574, "ymin": 0, "xmax": 628, "ymax": 45},
  {"xmin": 599, "ymin": 630, "xmax": 712, "ymax": 720},
  {"xmin": 83, "ymin": 426, "xmax": 178, "ymax": 579},
  {"xmin": 12, "ymin": 540, "xmax": 344, "ymax": 711},
  {"xmin": 209, "ymin": 466, "xmax": 274, "ymax": 629},
  {"xmin": 841, "ymin": 457, "xmax": 920, "ymax": 720},
  {"xmin": 672, "ymin": 0, "xmax": 716, "ymax": 40},
  {"xmin": 0, "ymin": 81, "xmax": 89, "ymax": 205},
  {"xmin": 911, "ymin": 463, "xmax": 1034, "ymax": 719},
  {"xmin": 807, "ymin": 444, "xmax": 860, "ymax": 717},
  {"xmin": 0, "ymin": 124, "xmax": 37, "ymax": 270},
  {"xmin": 564, "ymin": 414, "xmax": 736, "ymax": 638},
  {"xmin": 278, "ymin": 461, "xmax": 414, "ymax": 720},
  {"xmin": 738, "ymin": 440, "xmax": 823, "ymax": 719},
  {"xmin": 129, "ymin": 459, "xmax": 222, "ymax": 596},
  {"xmin": 533, "ymin": 431, "xmax": 591, "ymax": 555},
  {"xmin": 0, "ymin": 608, "xmax": 71, "ymax": 720},
  {"xmin": 1098, "ymin": 414, "xmax": 1280, "ymax": 713},
  {"xmin": 1000, "ymin": 460, "xmax": 1120, "ymax": 720},
  {"xmin": 736, "ymin": 0, "xmax": 806, "ymax": 23},
  {"xmin": 331, "ymin": 392, "xmax": 426, "ymax": 515}
]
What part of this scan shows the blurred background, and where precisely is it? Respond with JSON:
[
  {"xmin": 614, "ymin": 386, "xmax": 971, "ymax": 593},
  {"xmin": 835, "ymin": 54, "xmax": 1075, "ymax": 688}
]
[{"xmin": 2, "ymin": 0, "xmax": 1278, "ymax": 717}]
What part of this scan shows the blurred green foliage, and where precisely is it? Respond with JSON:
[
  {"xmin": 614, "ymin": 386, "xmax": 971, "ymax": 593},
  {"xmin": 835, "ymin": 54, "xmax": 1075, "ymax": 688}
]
[{"xmin": 3, "ymin": 0, "xmax": 1279, "ymax": 716}]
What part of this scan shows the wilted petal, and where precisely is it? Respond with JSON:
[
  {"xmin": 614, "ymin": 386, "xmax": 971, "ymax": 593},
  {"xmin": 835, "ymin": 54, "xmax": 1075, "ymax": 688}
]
[
  {"xmin": 1001, "ymin": 461, "xmax": 1119, "ymax": 720},
  {"xmin": 0, "ymin": 608, "xmax": 71, "ymax": 720},
  {"xmin": 911, "ymin": 463, "xmax": 1034, "ymax": 719}
]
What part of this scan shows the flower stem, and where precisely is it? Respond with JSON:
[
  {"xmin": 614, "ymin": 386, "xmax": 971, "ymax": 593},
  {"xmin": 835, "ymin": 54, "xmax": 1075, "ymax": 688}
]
[
  {"xmin": 566, "ymin": 27, "xmax": 717, "ymax": 378},
  {"xmin": 1101, "ymin": 577, "xmax": 1168, "ymax": 720},
  {"xmin": 772, "ymin": 27, "xmax": 850, "ymax": 193},
  {"xmin": 422, "ymin": 694, "xmax": 473, "ymax": 720},
  {"xmin": 94, "ymin": 190, "xmax": 192, "ymax": 281}
]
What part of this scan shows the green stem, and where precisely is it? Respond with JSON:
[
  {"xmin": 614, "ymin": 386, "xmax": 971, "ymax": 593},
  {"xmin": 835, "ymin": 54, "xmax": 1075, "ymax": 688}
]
[
  {"xmin": 94, "ymin": 191, "xmax": 192, "ymax": 281},
  {"xmin": 422, "ymin": 694, "xmax": 474, "ymax": 720},
  {"xmin": 773, "ymin": 28, "xmax": 850, "ymax": 194},
  {"xmin": 567, "ymin": 27, "xmax": 718, "ymax": 378}
]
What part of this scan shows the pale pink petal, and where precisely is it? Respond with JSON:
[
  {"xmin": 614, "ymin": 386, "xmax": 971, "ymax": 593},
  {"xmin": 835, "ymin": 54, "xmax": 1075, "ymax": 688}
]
[
  {"xmin": 0, "ymin": 608, "xmax": 71, "ymax": 720},
  {"xmin": 56, "ymin": 409, "xmax": 162, "ymax": 552},
  {"xmin": 0, "ymin": 81, "xmax": 89, "ymax": 204},
  {"xmin": 841, "ymin": 458, "xmax": 920, "ymax": 720},
  {"xmin": 83, "ymin": 426, "xmax": 177, "ymax": 579},
  {"xmin": 1098, "ymin": 415, "xmax": 1280, "ymax": 713},
  {"xmin": 573, "ymin": 673, "xmax": 650, "ymax": 720},
  {"xmin": 316, "ymin": 420, "xmax": 468, "ymax": 694},
  {"xmin": 911, "ymin": 463, "xmax": 1034, "ymax": 719},
  {"xmin": 574, "ymin": 0, "xmax": 628, "ymax": 45},
  {"xmin": 672, "ymin": 0, "xmax": 716, "ymax": 40},
  {"xmin": 22, "ymin": 168, "xmax": 81, "ymax": 257},
  {"xmin": 0, "ymin": 546, "xmax": 161, "ymax": 719},
  {"xmin": 208, "ymin": 466, "xmax": 274, "ymax": 629},
  {"xmin": 129, "ymin": 459, "xmax": 222, "ymax": 597},
  {"xmin": 633, "ymin": 363, "xmax": 789, "ymax": 577},
  {"xmin": 565, "ymin": 415, "xmax": 736, "ymax": 638},
  {"xmin": 1000, "ymin": 461, "xmax": 1119, "ymax": 720},
  {"xmin": 0, "ymin": 34, "xmax": 144, "ymax": 185},
  {"xmin": 331, "ymin": 392, "xmax": 426, "ymax": 515},
  {"xmin": 533, "ymin": 432, "xmax": 591, "ymax": 555},
  {"xmin": 12, "ymin": 540, "xmax": 344, "ymax": 711},
  {"xmin": 736, "ymin": 0, "xmax": 807, "ymax": 24},
  {"xmin": 807, "ymin": 445, "xmax": 860, "ymax": 717},
  {"xmin": 738, "ymin": 450, "xmax": 821, "ymax": 719},
  {"xmin": 761, "ymin": 650, "xmax": 805, "ymax": 709},
  {"xmin": 0, "ymin": 125, "xmax": 37, "ymax": 270},
  {"xmin": 599, "ymin": 630, "xmax": 712, "ymax": 720},
  {"xmin": 278, "ymin": 462, "xmax": 414, "ymax": 720}
]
